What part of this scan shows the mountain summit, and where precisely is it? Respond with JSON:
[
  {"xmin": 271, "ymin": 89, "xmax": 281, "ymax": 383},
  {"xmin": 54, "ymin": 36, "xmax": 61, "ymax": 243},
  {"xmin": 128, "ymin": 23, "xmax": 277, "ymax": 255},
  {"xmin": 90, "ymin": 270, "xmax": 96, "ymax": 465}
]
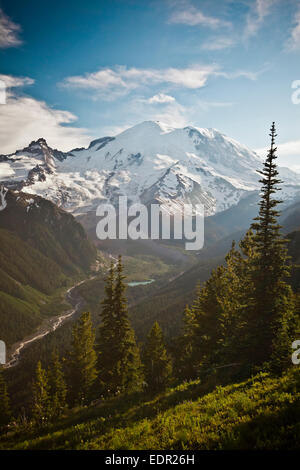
[{"xmin": 1, "ymin": 121, "xmax": 300, "ymax": 215}]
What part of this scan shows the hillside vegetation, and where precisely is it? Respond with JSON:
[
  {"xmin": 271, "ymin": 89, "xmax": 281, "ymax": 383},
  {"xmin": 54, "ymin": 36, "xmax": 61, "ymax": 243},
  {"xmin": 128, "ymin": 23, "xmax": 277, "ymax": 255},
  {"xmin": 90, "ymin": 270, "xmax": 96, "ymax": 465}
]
[
  {"xmin": 1, "ymin": 367, "xmax": 298, "ymax": 450},
  {"xmin": 0, "ymin": 190, "xmax": 96, "ymax": 345}
]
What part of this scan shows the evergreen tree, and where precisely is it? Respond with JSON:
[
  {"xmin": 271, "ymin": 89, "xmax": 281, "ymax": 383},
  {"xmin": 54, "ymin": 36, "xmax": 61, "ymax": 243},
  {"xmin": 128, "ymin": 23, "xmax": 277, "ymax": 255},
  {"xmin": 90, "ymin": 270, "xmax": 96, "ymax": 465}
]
[
  {"xmin": 174, "ymin": 305, "xmax": 197, "ymax": 380},
  {"xmin": 0, "ymin": 367, "xmax": 11, "ymax": 427},
  {"xmin": 216, "ymin": 242, "xmax": 251, "ymax": 365},
  {"xmin": 98, "ymin": 256, "xmax": 143, "ymax": 395},
  {"xmin": 143, "ymin": 322, "xmax": 172, "ymax": 392},
  {"xmin": 32, "ymin": 361, "xmax": 50, "ymax": 427},
  {"xmin": 248, "ymin": 122, "xmax": 295, "ymax": 368},
  {"xmin": 67, "ymin": 312, "xmax": 97, "ymax": 405},
  {"xmin": 112, "ymin": 256, "xmax": 143, "ymax": 394},
  {"xmin": 179, "ymin": 239, "xmax": 253, "ymax": 378},
  {"xmin": 182, "ymin": 266, "xmax": 230, "ymax": 375},
  {"xmin": 178, "ymin": 123, "xmax": 296, "ymax": 379},
  {"xmin": 97, "ymin": 261, "xmax": 116, "ymax": 392},
  {"xmin": 48, "ymin": 351, "xmax": 67, "ymax": 419}
]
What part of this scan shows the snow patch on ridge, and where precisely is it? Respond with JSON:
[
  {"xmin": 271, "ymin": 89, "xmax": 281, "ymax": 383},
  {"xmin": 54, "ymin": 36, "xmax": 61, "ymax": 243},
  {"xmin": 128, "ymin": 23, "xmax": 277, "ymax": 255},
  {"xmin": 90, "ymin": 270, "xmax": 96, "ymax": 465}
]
[{"xmin": 1, "ymin": 121, "xmax": 300, "ymax": 216}]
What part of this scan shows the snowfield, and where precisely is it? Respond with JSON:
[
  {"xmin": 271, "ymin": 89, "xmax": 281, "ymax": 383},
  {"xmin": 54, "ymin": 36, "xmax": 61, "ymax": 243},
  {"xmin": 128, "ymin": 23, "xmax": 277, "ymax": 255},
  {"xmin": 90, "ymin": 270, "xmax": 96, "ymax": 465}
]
[{"xmin": 1, "ymin": 121, "xmax": 300, "ymax": 216}]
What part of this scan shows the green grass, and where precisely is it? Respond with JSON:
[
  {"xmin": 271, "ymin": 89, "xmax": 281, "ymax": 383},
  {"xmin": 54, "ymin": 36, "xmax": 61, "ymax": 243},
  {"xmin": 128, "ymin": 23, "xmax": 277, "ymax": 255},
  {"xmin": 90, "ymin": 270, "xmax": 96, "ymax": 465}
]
[
  {"xmin": 1, "ymin": 367, "xmax": 299, "ymax": 450},
  {"xmin": 123, "ymin": 255, "xmax": 177, "ymax": 282}
]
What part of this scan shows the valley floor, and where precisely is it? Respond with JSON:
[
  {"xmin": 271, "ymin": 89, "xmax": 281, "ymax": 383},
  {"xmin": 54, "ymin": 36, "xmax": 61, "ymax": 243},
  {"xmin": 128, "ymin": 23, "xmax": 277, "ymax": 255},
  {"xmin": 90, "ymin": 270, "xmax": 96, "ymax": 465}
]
[{"xmin": 5, "ymin": 277, "xmax": 88, "ymax": 368}]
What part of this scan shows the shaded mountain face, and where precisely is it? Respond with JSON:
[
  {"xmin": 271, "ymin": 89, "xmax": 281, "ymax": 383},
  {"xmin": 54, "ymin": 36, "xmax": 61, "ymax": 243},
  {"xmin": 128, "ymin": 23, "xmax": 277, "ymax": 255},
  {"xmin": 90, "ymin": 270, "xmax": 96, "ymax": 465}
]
[
  {"xmin": 0, "ymin": 190, "xmax": 96, "ymax": 346},
  {"xmin": 0, "ymin": 190, "xmax": 96, "ymax": 274},
  {"xmin": 1, "ymin": 121, "xmax": 300, "ymax": 217}
]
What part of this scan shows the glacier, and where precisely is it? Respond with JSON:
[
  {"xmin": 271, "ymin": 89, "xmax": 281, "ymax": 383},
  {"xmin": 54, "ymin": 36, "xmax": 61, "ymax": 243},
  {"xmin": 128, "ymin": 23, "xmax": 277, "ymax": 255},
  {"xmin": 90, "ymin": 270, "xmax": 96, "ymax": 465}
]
[{"xmin": 1, "ymin": 120, "xmax": 300, "ymax": 216}]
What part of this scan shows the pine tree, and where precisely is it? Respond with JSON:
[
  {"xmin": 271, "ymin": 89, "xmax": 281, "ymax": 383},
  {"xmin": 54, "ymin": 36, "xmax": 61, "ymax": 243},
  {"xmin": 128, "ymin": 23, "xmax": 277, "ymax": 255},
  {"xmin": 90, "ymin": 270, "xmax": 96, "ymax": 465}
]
[
  {"xmin": 112, "ymin": 256, "xmax": 143, "ymax": 393},
  {"xmin": 48, "ymin": 351, "xmax": 67, "ymax": 420},
  {"xmin": 188, "ymin": 267, "xmax": 228, "ymax": 370},
  {"xmin": 67, "ymin": 312, "xmax": 97, "ymax": 405},
  {"xmin": 97, "ymin": 261, "xmax": 116, "ymax": 392},
  {"xmin": 143, "ymin": 322, "xmax": 172, "ymax": 392},
  {"xmin": 216, "ymin": 242, "xmax": 251, "ymax": 365},
  {"xmin": 32, "ymin": 361, "xmax": 50, "ymax": 427},
  {"xmin": 251, "ymin": 123, "xmax": 287, "ymax": 280},
  {"xmin": 179, "ymin": 242, "xmax": 251, "ymax": 379},
  {"xmin": 98, "ymin": 256, "xmax": 143, "ymax": 395},
  {"xmin": 177, "ymin": 123, "xmax": 296, "ymax": 378},
  {"xmin": 174, "ymin": 305, "xmax": 197, "ymax": 380},
  {"xmin": 0, "ymin": 367, "xmax": 11, "ymax": 427},
  {"xmin": 247, "ymin": 122, "xmax": 295, "ymax": 368}
]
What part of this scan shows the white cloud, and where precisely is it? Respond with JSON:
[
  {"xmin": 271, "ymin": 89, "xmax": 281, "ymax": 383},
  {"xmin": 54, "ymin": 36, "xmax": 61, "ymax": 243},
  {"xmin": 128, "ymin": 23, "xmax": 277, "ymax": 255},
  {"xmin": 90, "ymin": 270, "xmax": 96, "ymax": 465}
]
[
  {"xmin": 287, "ymin": 5, "xmax": 300, "ymax": 50},
  {"xmin": 216, "ymin": 69, "xmax": 264, "ymax": 81},
  {"xmin": 0, "ymin": 89, "xmax": 91, "ymax": 153},
  {"xmin": 0, "ymin": 8, "xmax": 22, "ymax": 48},
  {"xmin": 0, "ymin": 74, "xmax": 35, "ymax": 88},
  {"xmin": 62, "ymin": 65, "xmax": 218, "ymax": 96},
  {"xmin": 98, "ymin": 95, "xmax": 192, "ymax": 135},
  {"xmin": 256, "ymin": 139, "xmax": 300, "ymax": 158},
  {"xmin": 62, "ymin": 64, "xmax": 260, "ymax": 101},
  {"xmin": 64, "ymin": 68, "xmax": 126, "ymax": 96},
  {"xmin": 168, "ymin": 4, "xmax": 231, "ymax": 28},
  {"xmin": 108, "ymin": 93, "xmax": 234, "ymax": 134},
  {"xmin": 152, "ymin": 101, "xmax": 189, "ymax": 128},
  {"xmin": 278, "ymin": 139, "xmax": 300, "ymax": 157},
  {"xmin": 201, "ymin": 36, "xmax": 234, "ymax": 51},
  {"xmin": 245, "ymin": 0, "xmax": 276, "ymax": 38},
  {"xmin": 256, "ymin": 138, "xmax": 300, "ymax": 170},
  {"xmin": 148, "ymin": 93, "xmax": 176, "ymax": 104},
  {"xmin": 141, "ymin": 98, "xmax": 233, "ymax": 129}
]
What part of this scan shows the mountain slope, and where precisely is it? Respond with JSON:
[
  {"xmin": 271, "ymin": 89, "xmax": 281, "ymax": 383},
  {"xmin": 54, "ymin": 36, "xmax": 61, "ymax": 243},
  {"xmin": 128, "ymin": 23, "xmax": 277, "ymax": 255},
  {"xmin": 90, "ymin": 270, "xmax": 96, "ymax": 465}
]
[
  {"xmin": 0, "ymin": 190, "xmax": 96, "ymax": 346},
  {"xmin": 0, "ymin": 190, "xmax": 96, "ymax": 273},
  {"xmin": 1, "ymin": 367, "xmax": 298, "ymax": 450},
  {"xmin": 0, "ymin": 229, "xmax": 61, "ymax": 345},
  {"xmin": 1, "ymin": 121, "xmax": 300, "ymax": 217}
]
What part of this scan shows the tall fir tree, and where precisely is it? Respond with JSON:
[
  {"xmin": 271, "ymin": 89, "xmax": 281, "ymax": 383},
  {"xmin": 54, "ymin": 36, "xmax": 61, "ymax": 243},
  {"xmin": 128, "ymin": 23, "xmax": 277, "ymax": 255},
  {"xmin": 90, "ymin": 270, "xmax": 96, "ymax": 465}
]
[
  {"xmin": 178, "ymin": 123, "xmax": 296, "ymax": 379},
  {"xmin": 174, "ymin": 305, "xmax": 197, "ymax": 380},
  {"xmin": 0, "ymin": 367, "xmax": 11, "ymax": 427},
  {"xmin": 47, "ymin": 351, "xmax": 67, "ymax": 419},
  {"xmin": 97, "ymin": 261, "xmax": 116, "ymax": 391},
  {"xmin": 181, "ymin": 265, "xmax": 230, "ymax": 376},
  {"xmin": 178, "ymin": 232, "xmax": 257, "ymax": 379},
  {"xmin": 216, "ymin": 241, "xmax": 251, "ymax": 365},
  {"xmin": 112, "ymin": 256, "xmax": 143, "ymax": 393},
  {"xmin": 143, "ymin": 322, "xmax": 172, "ymax": 392},
  {"xmin": 248, "ymin": 122, "xmax": 295, "ymax": 368},
  {"xmin": 32, "ymin": 361, "xmax": 50, "ymax": 427},
  {"xmin": 98, "ymin": 256, "xmax": 143, "ymax": 395},
  {"xmin": 67, "ymin": 311, "xmax": 97, "ymax": 405}
]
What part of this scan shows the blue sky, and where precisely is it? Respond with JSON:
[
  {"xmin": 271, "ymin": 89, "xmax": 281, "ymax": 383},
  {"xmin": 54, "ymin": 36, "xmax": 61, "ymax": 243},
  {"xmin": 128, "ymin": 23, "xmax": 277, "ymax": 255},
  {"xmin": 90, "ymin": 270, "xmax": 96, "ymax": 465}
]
[{"xmin": 1, "ymin": 0, "xmax": 300, "ymax": 170}]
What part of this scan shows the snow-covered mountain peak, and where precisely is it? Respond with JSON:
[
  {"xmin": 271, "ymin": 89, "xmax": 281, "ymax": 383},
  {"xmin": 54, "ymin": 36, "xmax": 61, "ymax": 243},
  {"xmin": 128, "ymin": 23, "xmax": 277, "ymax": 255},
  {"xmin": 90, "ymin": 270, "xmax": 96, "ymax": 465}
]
[{"xmin": 1, "ymin": 121, "xmax": 300, "ymax": 216}]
